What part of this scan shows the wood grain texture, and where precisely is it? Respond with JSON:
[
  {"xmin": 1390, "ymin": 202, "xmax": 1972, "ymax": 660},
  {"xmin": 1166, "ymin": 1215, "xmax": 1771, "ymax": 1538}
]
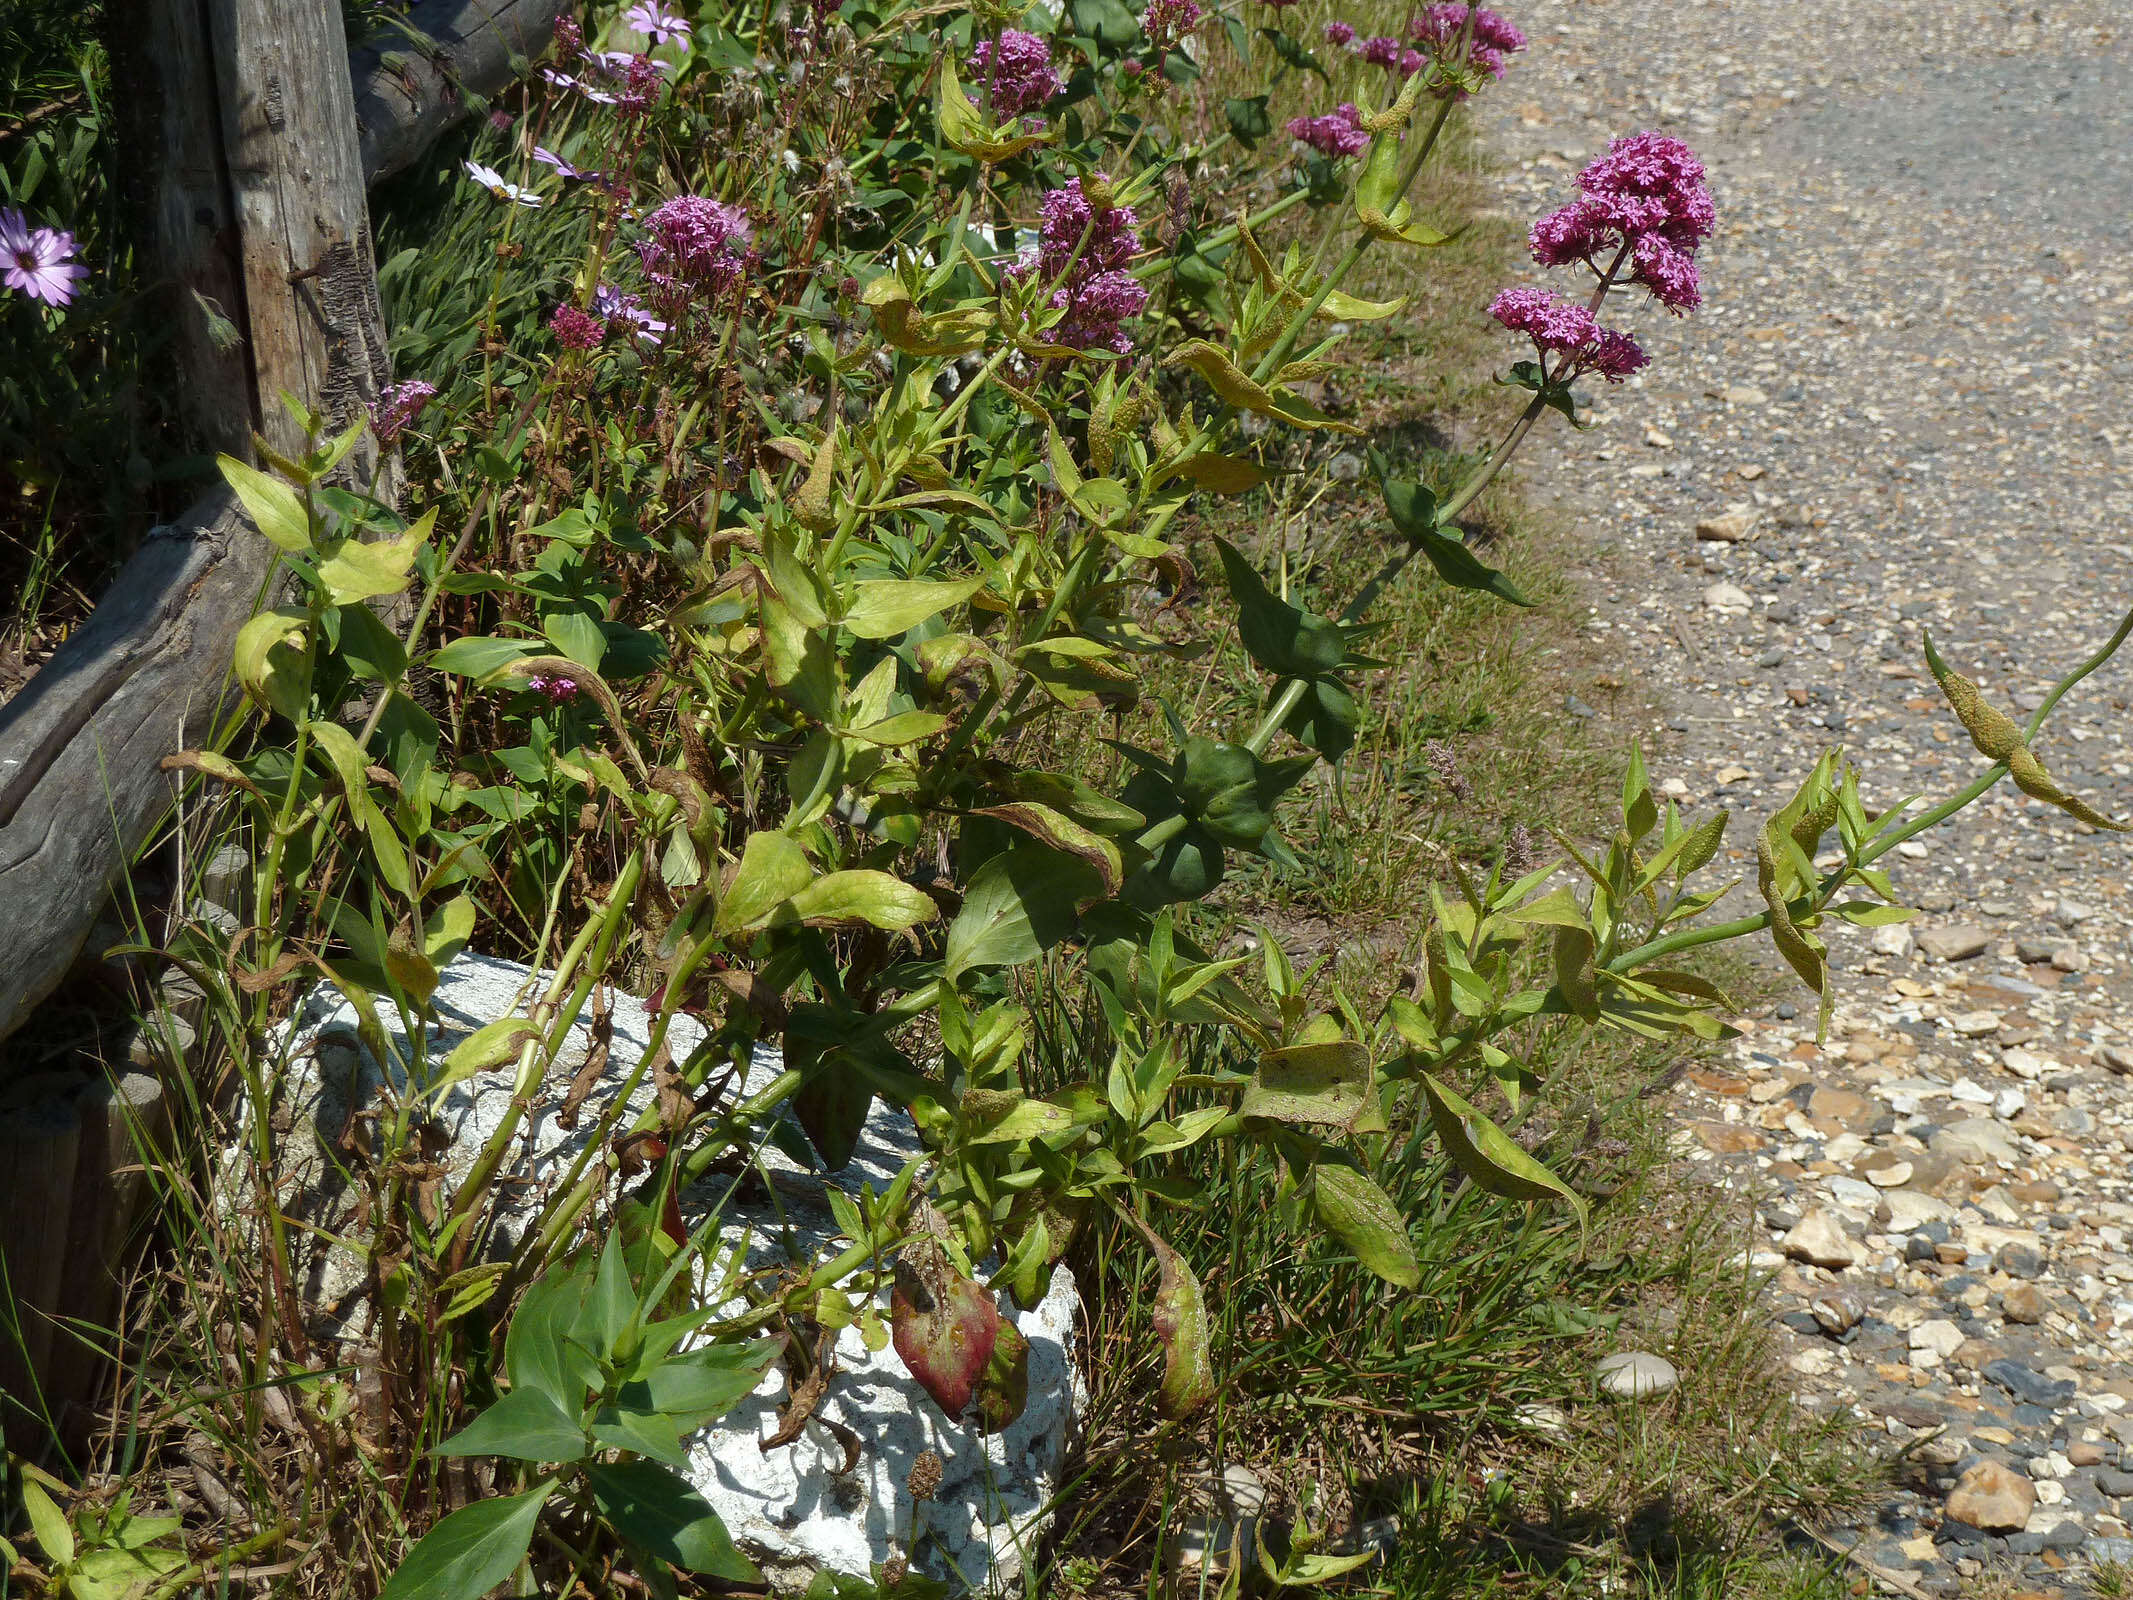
[
  {"xmin": 353, "ymin": 0, "xmax": 569, "ymax": 185},
  {"xmin": 0, "ymin": 0, "xmax": 552, "ymax": 1044}
]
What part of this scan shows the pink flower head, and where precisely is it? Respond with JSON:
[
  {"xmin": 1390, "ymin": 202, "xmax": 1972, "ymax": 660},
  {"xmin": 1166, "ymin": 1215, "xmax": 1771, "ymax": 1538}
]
[
  {"xmin": 552, "ymin": 15, "xmax": 584, "ymax": 55},
  {"xmin": 1489, "ymin": 286, "xmax": 1647, "ymax": 383},
  {"xmin": 1409, "ymin": 4, "xmax": 1527, "ymax": 94},
  {"xmin": 595, "ymin": 284, "xmax": 668, "ymax": 345},
  {"xmin": 1286, "ymin": 102, "xmax": 1370, "ymax": 159},
  {"xmin": 1142, "ymin": 0, "xmax": 1203, "ymax": 53},
  {"xmin": 1322, "ymin": 19, "xmax": 1355, "ymax": 44},
  {"xmin": 968, "ymin": 29, "xmax": 1063, "ymax": 117},
  {"xmin": 1019, "ymin": 177, "xmax": 1147, "ymax": 354},
  {"xmin": 1530, "ymin": 131, "xmax": 1713, "ymax": 311},
  {"xmin": 626, "ymin": 2, "xmax": 691, "ymax": 44},
  {"xmin": 1358, "ymin": 34, "xmax": 1400, "ymax": 65},
  {"xmin": 1398, "ymin": 47, "xmax": 1426, "ymax": 75},
  {"xmin": 638, "ymin": 195, "xmax": 753, "ymax": 298},
  {"xmin": 368, "ymin": 379, "xmax": 436, "ymax": 443},
  {"xmin": 550, "ymin": 304, "xmax": 607, "ymax": 350},
  {"xmin": 525, "ymin": 673, "xmax": 581, "ymax": 703},
  {"xmin": 2, "ymin": 208, "xmax": 88, "ymax": 307}
]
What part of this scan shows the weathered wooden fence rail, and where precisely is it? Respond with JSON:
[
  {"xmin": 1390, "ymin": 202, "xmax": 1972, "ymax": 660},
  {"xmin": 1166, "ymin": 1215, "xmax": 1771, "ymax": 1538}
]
[{"xmin": 0, "ymin": 0, "xmax": 562, "ymax": 1453}]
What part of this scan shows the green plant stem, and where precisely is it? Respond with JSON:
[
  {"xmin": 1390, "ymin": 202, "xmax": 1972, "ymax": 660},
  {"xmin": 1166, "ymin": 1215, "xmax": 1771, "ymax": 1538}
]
[
  {"xmin": 144, "ymin": 1521, "xmax": 302, "ymax": 1600},
  {"xmin": 1606, "ymin": 600, "xmax": 2133, "ymax": 975},
  {"xmin": 1128, "ymin": 186, "xmax": 1312, "ymax": 282},
  {"xmin": 441, "ymin": 842, "xmax": 654, "ymax": 1252},
  {"xmin": 1432, "ymin": 394, "xmax": 1547, "ymax": 526}
]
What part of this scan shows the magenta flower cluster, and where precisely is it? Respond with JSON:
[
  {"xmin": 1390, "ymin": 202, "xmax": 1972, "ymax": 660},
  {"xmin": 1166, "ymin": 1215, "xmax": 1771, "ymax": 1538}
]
[
  {"xmin": 1142, "ymin": 0, "xmax": 1204, "ymax": 53},
  {"xmin": 368, "ymin": 379, "xmax": 436, "ymax": 444},
  {"xmin": 2, "ymin": 207, "xmax": 86, "ymax": 308},
  {"xmin": 1410, "ymin": 4, "xmax": 1527, "ymax": 82},
  {"xmin": 525, "ymin": 673, "xmax": 582, "ymax": 703},
  {"xmin": 1024, "ymin": 177, "xmax": 1148, "ymax": 356},
  {"xmin": 1530, "ymin": 131, "xmax": 1715, "ymax": 311},
  {"xmin": 550, "ymin": 304, "xmax": 607, "ymax": 350},
  {"xmin": 1488, "ymin": 287, "xmax": 1647, "ymax": 383},
  {"xmin": 1286, "ymin": 102, "xmax": 1369, "ymax": 159},
  {"xmin": 969, "ymin": 29, "xmax": 1063, "ymax": 116},
  {"xmin": 638, "ymin": 195, "xmax": 753, "ymax": 300},
  {"xmin": 1322, "ymin": 19, "xmax": 1354, "ymax": 44}
]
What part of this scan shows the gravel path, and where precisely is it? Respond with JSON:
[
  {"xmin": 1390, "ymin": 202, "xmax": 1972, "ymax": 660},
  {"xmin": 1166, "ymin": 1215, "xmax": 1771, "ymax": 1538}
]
[{"xmin": 1471, "ymin": 3, "xmax": 2133, "ymax": 1590}]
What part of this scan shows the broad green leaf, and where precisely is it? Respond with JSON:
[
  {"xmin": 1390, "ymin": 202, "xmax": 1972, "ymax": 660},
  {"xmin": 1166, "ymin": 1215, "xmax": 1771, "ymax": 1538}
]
[
  {"xmin": 1370, "ymin": 448, "xmax": 1531, "ymax": 605},
  {"xmin": 427, "ymin": 635, "xmax": 538, "ymax": 681},
  {"xmin": 972, "ymin": 802, "xmax": 1123, "ymax": 895},
  {"xmin": 715, "ymin": 831, "xmax": 815, "ymax": 936},
  {"xmin": 316, "ymin": 508, "xmax": 435, "ymax": 604},
  {"xmin": 777, "ymin": 870, "xmax": 938, "ymax": 931},
  {"xmin": 972, "ymin": 1317, "xmax": 1030, "ymax": 1434},
  {"xmin": 377, "ymin": 1483, "xmax": 554, "ymax": 1600},
  {"xmin": 590, "ymin": 1403, "xmax": 690, "ymax": 1466},
  {"xmin": 1239, "ymin": 1040, "xmax": 1382, "ymax": 1133},
  {"xmin": 429, "ymin": 1017, "xmax": 539, "ymax": 1095},
  {"xmin": 1421, "ymin": 1073, "xmax": 1589, "ymax": 1233},
  {"xmin": 1223, "ymin": 93, "xmax": 1272, "ymax": 147},
  {"xmin": 586, "ymin": 1461, "xmax": 761, "ymax": 1581},
  {"xmin": 1311, "ymin": 1162, "xmax": 1420, "ymax": 1289},
  {"xmin": 432, "ymin": 1386, "xmax": 586, "ymax": 1462},
  {"xmin": 506, "ymin": 1267, "xmax": 601, "ymax": 1408},
  {"xmin": 843, "ymin": 576, "xmax": 988, "ymax": 640},
  {"xmin": 20, "ymin": 1480, "xmax": 72, "ymax": 1567},
  {"xmin": 619, "ymin": 1341, "xmax": 779, "ymax": 1429},
  {"xmin": 944, "ymin": 846, "xmax": 1105, "ymax": 981},
  {"xmin": 219, "ymin": 454, "xmax": 312, "ymax": 553},
  {"xmin": 1211, "ymin": 539, "xmax": 1347, "ymax": 679},
  {"xmin": 542, "ymin": 611, "xmax": 608, "ymax": 671},
  {"xmin": 234, "ymin": 607, "xmax": 313, "ymax": 720},
  {"xmin": 794, "ymin": 1057, "xmax": 873, "ymax": 1171}
]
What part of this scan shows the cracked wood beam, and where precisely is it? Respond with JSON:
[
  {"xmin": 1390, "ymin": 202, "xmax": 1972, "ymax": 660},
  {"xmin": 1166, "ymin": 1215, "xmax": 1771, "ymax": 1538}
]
[{"xmin": 0, "ymin": 0, "xmax": 560, "ymax": 1045}]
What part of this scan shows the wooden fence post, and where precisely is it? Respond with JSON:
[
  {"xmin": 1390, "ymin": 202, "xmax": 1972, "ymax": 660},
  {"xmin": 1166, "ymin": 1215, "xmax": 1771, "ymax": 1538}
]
[{"xmin": 0, "ymin": 0, "xmax": 559, "ymax": 1456}]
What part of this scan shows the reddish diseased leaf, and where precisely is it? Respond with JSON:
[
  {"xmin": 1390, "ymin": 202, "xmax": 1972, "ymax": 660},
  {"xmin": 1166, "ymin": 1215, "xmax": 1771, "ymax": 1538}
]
[
  {"xmin": 972, "ymin": 1318, "xmax": 1029, "ymax": 1434},
  {"xmin": 890, "ymin": 1241, "xmax": 1000, "ymax": 1420},
  {"xmin": 1150, "ymin": 1236, "xmax": 1216, "ymax": 1419}
]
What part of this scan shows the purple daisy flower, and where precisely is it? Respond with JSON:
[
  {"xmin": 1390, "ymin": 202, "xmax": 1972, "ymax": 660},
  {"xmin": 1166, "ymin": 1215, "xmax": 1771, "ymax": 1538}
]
[
  {"xmin": 2, "ymin": 208, "xmax": 87, "ymax": 308},
  {"xmin": 625, "ymin": 2, "xmax": 691, "ymax": 44}
]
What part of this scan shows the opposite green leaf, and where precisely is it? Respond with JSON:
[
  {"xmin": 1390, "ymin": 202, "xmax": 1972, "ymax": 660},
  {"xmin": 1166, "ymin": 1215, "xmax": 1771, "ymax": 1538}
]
[
  {"xmin": 378, "ymin": 1483, "xmax": 555, "ymax": 1600},
  {"xmin": 1421, "ymin": 1073, "xmax": 1589, "ymax": 1235},
  {"xmin": 1311, "ymin": 1162, "xmax": 1420, "ymax": 1289}
]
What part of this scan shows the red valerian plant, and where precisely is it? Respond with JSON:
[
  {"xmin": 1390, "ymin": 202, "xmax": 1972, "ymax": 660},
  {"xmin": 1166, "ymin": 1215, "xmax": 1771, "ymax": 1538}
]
[{"xmin": 142, "ymin": 0, "xmax": 2133, "ymax": 1592}]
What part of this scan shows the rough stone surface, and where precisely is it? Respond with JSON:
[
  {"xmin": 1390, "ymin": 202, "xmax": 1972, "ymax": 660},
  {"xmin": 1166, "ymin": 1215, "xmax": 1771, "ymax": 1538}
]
[
  {"xmin": 1916, "ymin": 927, "xmax": 1993, "ymax": 964},
  {"xmin": 1780, "ymin": 1208, "xmax": 1858, "ymax": 1268},
  {"xmin": 266, "ymin": 954, "xmax": 1084, "ymax": 1594},
  {"xmin": 1946, "ymin": 1460, "xmax": 2037, "ymax": 1533},
  {"xmin": 1595, "ymin": 1350, "xmax": 1679, "ymax": 1400}
]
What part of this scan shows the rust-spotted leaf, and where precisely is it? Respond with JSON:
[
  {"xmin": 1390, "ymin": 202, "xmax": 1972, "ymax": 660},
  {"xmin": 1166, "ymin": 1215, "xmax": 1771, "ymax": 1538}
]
[
  {"xmin": 1149, "ymin": 1235, "xmax": 1216, "ymax": 1419},
  {"xmin": 890, "ymin": 1240, "xmax": 1000, "ymax": 1421}
]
